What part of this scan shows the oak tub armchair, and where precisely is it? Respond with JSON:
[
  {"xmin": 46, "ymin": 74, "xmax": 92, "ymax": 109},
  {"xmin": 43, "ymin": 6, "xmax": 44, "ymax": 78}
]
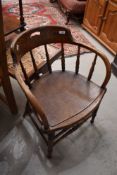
[{"xmin": 11, "ymin": 25, "xmax": 111, "ymax": 158}]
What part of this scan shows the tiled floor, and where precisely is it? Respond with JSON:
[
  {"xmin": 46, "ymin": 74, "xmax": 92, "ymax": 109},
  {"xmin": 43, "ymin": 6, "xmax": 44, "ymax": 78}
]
[{"xmin": 0, "ymin": 8, "xmax": 117, "ymax": 175}]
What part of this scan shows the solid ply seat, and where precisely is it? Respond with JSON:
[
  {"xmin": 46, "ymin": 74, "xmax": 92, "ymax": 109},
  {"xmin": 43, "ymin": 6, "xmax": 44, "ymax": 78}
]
[
  {"xmin": 11, "ymin": 26, "xmax": 111, "ymax": 158},
  {"xmin": 31, "ymin": 71, "xmax": 104, "ymax": 128}
]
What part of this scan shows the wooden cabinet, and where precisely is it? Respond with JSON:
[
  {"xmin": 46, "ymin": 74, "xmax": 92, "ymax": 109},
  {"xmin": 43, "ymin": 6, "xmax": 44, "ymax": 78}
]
[
  {"xmin": 83, "ymin": 0, "xmax": 117, "ymax": 55},
  {"xmin": 83, "ymin": 0, "xmax": 107, "ymax": 35},
  {"xmin": 100, "ymin": 0, "xmax": 117, "ymax": 52}
]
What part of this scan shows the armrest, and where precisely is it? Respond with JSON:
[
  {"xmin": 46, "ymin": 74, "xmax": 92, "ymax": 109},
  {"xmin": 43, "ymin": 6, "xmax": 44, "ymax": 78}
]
[{"xmin": 15, "ymin": 66, "xmax": 49, "ymax": 129}]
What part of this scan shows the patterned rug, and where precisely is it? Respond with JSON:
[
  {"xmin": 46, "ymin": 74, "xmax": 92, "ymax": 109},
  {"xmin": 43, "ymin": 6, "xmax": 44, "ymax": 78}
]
[{"xmin": 2, "ymin": 0, "xmax": 93, "ymax": 56}]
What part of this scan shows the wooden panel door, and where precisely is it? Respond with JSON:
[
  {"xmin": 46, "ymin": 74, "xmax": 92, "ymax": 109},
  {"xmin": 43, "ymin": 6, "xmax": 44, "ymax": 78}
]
[
  {"xmin": 99, "ymin": 0, "xmax": 117, "ymax": 52},
  {"xmin": 83, "ymin": 0, "xmax": 107, "ymax": 35}
]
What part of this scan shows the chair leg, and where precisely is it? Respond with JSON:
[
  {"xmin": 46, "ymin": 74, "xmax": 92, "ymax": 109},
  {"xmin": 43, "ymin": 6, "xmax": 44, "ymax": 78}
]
[
  {"xmin": 47, "ymin": 133, "xmax": 54, "ymax": 158},
  {"xmin": 90, "ymin": 106, "xmax": 99, "ymax": 124},
  {"xmin": 65, "ymin": 12, "xmax": 70, "ymax": 25},
  {"xmin": 47, "ymin": 144, "xmax": 53, "ymax": 159}
]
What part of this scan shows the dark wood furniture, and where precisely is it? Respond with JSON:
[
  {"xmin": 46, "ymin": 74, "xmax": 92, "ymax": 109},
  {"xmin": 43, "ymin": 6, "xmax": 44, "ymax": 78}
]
[
  {"xmin": 11, "ymin": 26, "xmax": 111, "ymax": 158},
  {"xmin": 82, "ymin": 0, "xmax": 117, "ymax": 55},
  {"xmin": 3, "ymin": 15, "xmax": 19, "ymax": 35},
  {"xmin": 0, "ymin": 0, "xmax": 18, "ymax": 114},
  {"xmin": 57, "ymin": 0, "xmax": 86, "ymax": 24},
  {"xmin": 4, "ymin": 0, "xmax": 25, "ymax": 36},
  {"xmin": 0, "ymin": 0, "xmax": 25, "ymax": 113}
]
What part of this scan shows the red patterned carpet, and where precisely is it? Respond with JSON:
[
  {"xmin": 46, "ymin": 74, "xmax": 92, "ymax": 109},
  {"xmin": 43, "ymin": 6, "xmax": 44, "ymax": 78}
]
[{"xmin": 2, "ymin": 0, "xmax": 93, "ymax": 56}]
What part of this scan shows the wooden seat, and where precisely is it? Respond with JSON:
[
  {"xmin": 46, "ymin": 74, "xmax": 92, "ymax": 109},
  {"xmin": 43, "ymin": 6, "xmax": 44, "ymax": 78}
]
[
  {"xmin": 31, "ymin": 71, "xmax": 104, "ymax": 128},
  {"xmin": 11, "ymin": 26, "xmax": 111, "ymax": 158}
]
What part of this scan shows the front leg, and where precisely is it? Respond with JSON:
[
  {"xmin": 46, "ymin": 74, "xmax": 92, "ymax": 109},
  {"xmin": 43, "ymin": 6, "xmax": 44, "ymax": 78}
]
[
  {"xmin": 90, "ymin": 106, "xmax": 99, "ymax": 124},
  {"xmin": 47, "ymin": 133, "xmax": 55, "ymax": 158},
  {"xmin": 65, "ymin": 11, "xmax": 71, "ymax": 25}
]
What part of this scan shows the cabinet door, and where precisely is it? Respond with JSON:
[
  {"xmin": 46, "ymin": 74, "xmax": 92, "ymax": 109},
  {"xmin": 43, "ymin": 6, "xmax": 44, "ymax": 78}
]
[
  {"xmin": 99, "ymin": 0, "xmax": 117, "ymax": 52},
  {"xmin": 83, "ymin": 0, "xmax": 107, "ymax": 35}
]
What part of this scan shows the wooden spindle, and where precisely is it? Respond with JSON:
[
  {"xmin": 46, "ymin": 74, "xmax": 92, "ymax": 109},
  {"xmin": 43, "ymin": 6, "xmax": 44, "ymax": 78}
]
[
  {"xmin": 44, "ymin": 45, "xmax": 52, "ymax": 73},
  {"xmin": 88, "ymin": 54, "xmax": 98, "ymax": 81},
  {"xmin": 20, "ymin": 60, "xmax": 31, "ymax": 88},
  {"xmin": 30, "ymin": 50, "xmax": 39, "ymax": 79},
  {"xmin": 61, "ymin": 43, "xmax": 65, "ymax": 72},
  {"xmin": 75, "ymin": 46, "xmax": 80, "ymax": 74}
]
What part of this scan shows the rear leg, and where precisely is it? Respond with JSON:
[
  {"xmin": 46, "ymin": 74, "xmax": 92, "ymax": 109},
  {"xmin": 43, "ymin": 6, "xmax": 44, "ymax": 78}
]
[{"xmin": 90, "ymin": 106, "xmax": 99, "ymax": 124}]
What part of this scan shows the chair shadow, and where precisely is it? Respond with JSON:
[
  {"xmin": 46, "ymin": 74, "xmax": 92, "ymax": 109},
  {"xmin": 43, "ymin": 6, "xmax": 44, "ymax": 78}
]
[
  {"xmin": 34, "ymin": 119, "xmax": 104, "ymax": 175},
  {"xmin": 0, "ymin": 115, "xmax": 104, "ymax": 175},
  {"xmin": 0, "ymin": 118, "xmax": 39, "ymax": 175}
]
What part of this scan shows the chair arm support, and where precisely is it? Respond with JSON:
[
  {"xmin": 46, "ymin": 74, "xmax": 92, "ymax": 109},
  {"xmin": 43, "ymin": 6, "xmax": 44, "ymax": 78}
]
[
  {"xmin": 72, "ymin": 42, "xmax": 111, "ymax": 88},
  {"xmin": 15, "ymin": 66, "xmax": 49, "ymax": 129}
]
